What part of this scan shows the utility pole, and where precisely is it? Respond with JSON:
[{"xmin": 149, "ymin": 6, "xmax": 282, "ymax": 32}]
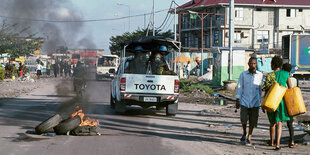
[
  {"xmin": 229, "ymin": 0, "xmax": 235, "ymax": 80},
  {"xmin": 173, "ymin": 0, "xmax": 177, "ymax": 72},
  {"xmin": 174, "ymin": 0, "xmax": 177, "ymax": 40},
  {"xmin": 153, "ymin": 0, "xmax": 155, "ymax": 36},
  {"xmin": 201, "ymin": 13, "xmax": 204, "ymax": 76}
]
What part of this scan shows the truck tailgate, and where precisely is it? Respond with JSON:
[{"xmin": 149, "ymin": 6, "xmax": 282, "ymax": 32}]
[{"xmin": 124, "ymin": 74, "xmax": 177, "ymax": 94}]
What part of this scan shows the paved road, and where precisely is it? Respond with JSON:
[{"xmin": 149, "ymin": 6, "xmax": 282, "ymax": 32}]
[
  {"xmin": 0, "ymin": 71, "xmax": 221, "ymax": 155},
  {"xmin": 1, "ymin": 71, "xmax": 310, "ymax": 155}
]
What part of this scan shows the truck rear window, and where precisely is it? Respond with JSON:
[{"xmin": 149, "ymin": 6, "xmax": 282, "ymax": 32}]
[
  {"xmin": 98, "ymin": 57, "xmax": 116, "ymax": 67},
  {"xmin": 124, "ymin": 53, "xmax": 175, "ymax": 75}
]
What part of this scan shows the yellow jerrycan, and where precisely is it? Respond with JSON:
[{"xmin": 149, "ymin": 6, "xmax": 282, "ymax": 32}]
[
  {"xmin": 261, "ymin": 82, "xmax": 287, "ymax": 112},
  {"xmin": 284, "ymin": 87, "xmax": 306, "ymax": 116}
]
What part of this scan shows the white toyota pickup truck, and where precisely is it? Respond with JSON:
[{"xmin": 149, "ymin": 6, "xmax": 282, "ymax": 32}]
[{"xmin": 110, "ymin": 36, "xmax": 181, "ymax": 116}]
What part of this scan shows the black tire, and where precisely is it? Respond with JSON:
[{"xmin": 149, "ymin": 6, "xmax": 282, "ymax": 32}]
[
  {"xmin": 166, "ymin": 102, "xmax": 178, "ymax": 116},
  {"xmin": 110, "ymin": 94, "xmax": 115, "ymax": 109},
  {"xmin": 54, "ymin": 116, "xmax": 81, "ymax": 135},
  {"xmin": 35, "ymin": 114, "xmax": 62, "ymax": 134}
]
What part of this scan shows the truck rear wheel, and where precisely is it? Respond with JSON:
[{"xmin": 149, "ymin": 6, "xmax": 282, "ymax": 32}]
[
  {"xmin": 166, "ymin": 102, "xmax": 178, "ymax": 116},
  {"xmin": 115, "ymin": 100, "xmax": 126, "ymax": 113},
  {"xmin": 110, "ymin": 94, "xmax": 115, "ymax": 109}
]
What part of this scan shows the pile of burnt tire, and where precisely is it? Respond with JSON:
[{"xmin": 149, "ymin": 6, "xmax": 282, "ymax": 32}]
[{"xmin": 35, "ymin": 106, "xmax": 100, "ymax": 136}]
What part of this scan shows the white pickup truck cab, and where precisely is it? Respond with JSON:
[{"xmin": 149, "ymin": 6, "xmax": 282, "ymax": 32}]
[
  {"xmin": 110, "ymin": 36, "xmax": 181, "ymax": 116},
  {"xmin": 96, "ymin": 55, "xmax": 119, "ymax": 80}
]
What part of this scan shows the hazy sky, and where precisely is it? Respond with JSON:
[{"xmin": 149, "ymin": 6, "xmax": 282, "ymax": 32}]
[
  {"xmin": 0, "ymin": 0, "xmax": 190, "ymax": 54},
  {"xmin": 73, "ymin": 0, "xmax": 190, "ymax": 54}
]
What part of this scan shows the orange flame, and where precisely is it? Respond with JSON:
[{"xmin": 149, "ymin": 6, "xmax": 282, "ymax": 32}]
[{"xmin": 70, "ymin": 106, "xmax": 99, "ymax": 126}]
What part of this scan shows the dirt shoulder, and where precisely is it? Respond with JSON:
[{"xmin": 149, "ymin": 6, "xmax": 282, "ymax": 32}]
[{"xmin": 0, "ymin": 78, "xmax": 59, "ymax": 98}]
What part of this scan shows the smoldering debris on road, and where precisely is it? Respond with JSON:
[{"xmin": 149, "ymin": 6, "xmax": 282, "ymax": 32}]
[{"xmin": 35, "ymin": 105, "xmax": 101, "ymax": 136}]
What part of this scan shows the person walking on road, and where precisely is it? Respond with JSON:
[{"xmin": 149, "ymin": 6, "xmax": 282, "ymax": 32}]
[
  {"xmin": 185, "ymin": 61, "xmax": 191, "ymax": 79},
  {"xmin": 36, "ymin": 61, "xmax": 43, "ymax": 79},
  {"xmin": 262, "ymin": 56, "xmax": 292, "ymax": 150},
  {"xmin": 235, "ymin": 57, "xmax": 263, "ymax": 146},
  {"xmin": 53, "ymin": 62, "xmax": 59, "ymax": 78},
  {"xmin": 46, "ymin": 61, "xmax": 51, "ymax": 76},
  {"xmin": 64, "ymin": 61, "xmax": 70, "ymax": 77},
  {"xmin": 195, "ymin": 62, "xmax": 201, "ymax": 76},
  {"xmin": 262, "ymin": 57, "xmax": 292, "ymax": 150},
  {"xmin": 282, "ymin": 63, "xmax": 296, "ymax": 148}
]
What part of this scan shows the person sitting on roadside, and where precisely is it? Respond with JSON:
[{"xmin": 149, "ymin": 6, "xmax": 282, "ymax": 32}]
[{"xmin": 235, "ymin": 57, "xmax": 263, "ymax": 146}]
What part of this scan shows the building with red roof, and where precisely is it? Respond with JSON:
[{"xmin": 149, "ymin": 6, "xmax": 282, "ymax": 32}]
[{"xmin": 176, "ymin": 0, "xmax": 310, "ymax": 53}]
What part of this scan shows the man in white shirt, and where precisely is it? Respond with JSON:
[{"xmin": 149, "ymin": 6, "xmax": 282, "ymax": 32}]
[{"xmin": 235, "ymin": 57, "xmax": 263, "ymax": 145}]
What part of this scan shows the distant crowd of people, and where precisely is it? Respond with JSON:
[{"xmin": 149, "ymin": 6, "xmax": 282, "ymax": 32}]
[
  {"xmin": 0, "ymin": 59, "xmax": 86, "ymax": 80},
  {"xmin": 0, "ymin": 62, "xmax": 29, "ymax": 80},
  {"xmin": 50, "ymin": 60, "xmax": 74, "ymax": 78}
]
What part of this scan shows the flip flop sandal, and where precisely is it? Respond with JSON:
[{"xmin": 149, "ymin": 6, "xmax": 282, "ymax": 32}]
[
  {"xmin": 289, "ymin": 143, "xmax": 295, "ymax": 148},
  {"xmin": 245, "ymin": 141, "xmax": 252, "ymax": 146}
]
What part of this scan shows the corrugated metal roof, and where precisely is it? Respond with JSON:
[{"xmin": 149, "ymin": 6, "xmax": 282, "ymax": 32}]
[{"xmin": 177, "ymin": 0, "xmax": 310, "ymax": 10}]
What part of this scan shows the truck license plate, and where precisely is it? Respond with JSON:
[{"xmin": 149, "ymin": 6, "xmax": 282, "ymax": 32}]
[{"xmin": 144, "ymin": 97, "xmax": 157, "ymax": 102}]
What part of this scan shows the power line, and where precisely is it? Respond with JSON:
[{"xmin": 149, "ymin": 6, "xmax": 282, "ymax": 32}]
[
  {"xmin": 156, "ymin": 0, "xmax": 173, "ymax": 29},
  {"xmin": 0, "ymin": 9, "xmax": 169, "ymax": 23},
  {"xmin": 162, "ymin": 14, "xmax": 173, "ymax": 31}
]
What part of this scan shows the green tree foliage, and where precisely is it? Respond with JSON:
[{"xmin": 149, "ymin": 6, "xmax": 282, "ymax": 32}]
[
  {"xmin": 0, "ymin": 21, "xmax": 42, "ymax": 57},
  {"xmin": 0, "ymin": 66, "xmax": 4, "ymax": 80},
  {"xmin": 109, "ymin": 28, "xmax": 174, "ymax": 56}
]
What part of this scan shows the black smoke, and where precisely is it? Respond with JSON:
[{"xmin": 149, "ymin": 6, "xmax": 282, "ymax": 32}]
[{"xmin": 0, "ymin": 0, "xmax": 97, "ymax": 54}]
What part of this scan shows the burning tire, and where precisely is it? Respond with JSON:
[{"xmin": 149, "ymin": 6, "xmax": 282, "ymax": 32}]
[
  {"xmin": 35, "ymin": 114, "xmax": 62, "ymax": 134},
  {"xmin": 54, "ymin": 116, "xmax": 81, "ymax": 135}
]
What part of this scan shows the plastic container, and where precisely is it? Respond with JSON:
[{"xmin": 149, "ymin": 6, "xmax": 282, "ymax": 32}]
[
  {"xmin": 261, "ymin": 82, "xmax": 287, "ymax": 112},
  {"xmin": 284, "ymin": 87, "xmax": 306, "ymax": 116}
]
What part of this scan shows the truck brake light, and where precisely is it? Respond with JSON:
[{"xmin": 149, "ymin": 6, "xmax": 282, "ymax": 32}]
[
  {"xmin": 174, "ymin": 80, "xmax": 179, "ymax": 93},
  {"xmin": 120, "ymin": 77, "xmax": 126, "ymax": 91}
]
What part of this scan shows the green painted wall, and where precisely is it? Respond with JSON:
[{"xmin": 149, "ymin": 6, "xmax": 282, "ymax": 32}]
[{"xmin": 213, "ymin": 66, "xmax": 244, "ymax": 86}]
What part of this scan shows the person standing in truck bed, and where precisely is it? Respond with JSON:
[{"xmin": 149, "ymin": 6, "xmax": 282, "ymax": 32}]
[{"xmin": 130, "ymin": 46, "xmax": 147, "ymax": 74}]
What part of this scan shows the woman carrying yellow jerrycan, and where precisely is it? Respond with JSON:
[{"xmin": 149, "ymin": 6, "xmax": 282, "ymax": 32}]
[{"xmin": 262, "ymin": 56, "xmax": 292, "ymax": 150}]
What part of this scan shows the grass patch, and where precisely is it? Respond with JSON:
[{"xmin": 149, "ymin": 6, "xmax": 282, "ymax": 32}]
[
  {"xmin": 180, "ymin": 79, "xmax": 191, "ymax": 88},
  {"xmin": 181, "ymin": 83, "xmax": 214, "ymax": 95}
]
